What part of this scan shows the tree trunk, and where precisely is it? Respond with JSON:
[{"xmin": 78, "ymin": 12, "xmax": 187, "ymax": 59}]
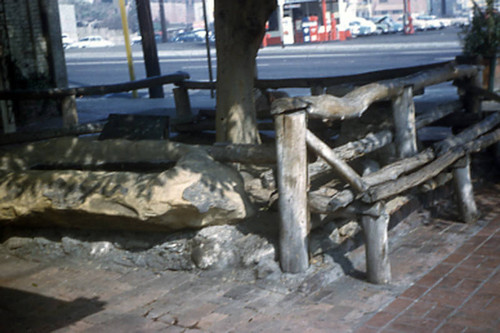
[{"xmin": 214, "ymin": 0, "xmax": 276, "ymax": 144}]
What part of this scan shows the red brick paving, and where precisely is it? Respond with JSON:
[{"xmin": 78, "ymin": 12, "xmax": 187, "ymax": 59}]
[
  {"xmin": 1, "ymin": 186, "xmax": 500, "ymax": 332},
  {"xmin": 357, "ymin": 216, "xmax": 500, "ymax": 333}
]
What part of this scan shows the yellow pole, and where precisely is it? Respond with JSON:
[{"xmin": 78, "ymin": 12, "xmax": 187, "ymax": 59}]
[{"xmin": 119, "ymin": 0, "xmax": 137, "ymax": 98}]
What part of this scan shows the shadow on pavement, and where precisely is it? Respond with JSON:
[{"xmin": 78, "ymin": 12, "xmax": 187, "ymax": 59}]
[{"xmin": 0, "ymin": 287, "xmax": 105, "ymax": 332}]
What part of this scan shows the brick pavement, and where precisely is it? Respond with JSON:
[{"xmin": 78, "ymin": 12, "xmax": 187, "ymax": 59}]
[
  {"xmin": 1, "ymin": 184, "xmax": 500, "ymax": 332},
  {"xmin": 357, "ymin": 199, "xmax": 500, "ymax": 333}
]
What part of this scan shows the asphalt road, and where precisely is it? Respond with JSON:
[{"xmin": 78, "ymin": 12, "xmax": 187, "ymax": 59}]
[{"xmin": 65, "ymin": 27, "xmax": 463, "ymax": 88}]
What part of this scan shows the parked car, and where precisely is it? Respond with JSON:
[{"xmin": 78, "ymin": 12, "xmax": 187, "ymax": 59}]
[
  {"xmin": 131, "ymin": 33, "xmax": 163, "ymax": 45},
  {"xmin": 348, "ymin": 17, "xmax": 378, "ymax": 36},
  {"xmin": 415, "ymin": 15, "xmax": 444, "ymax": 30},
  {"xmin": 397, "ymin": 15, "xmax": 427, "ymax": 31},
  {"xmin": 173, "ymin": 31, "xmax": 204, "ymax": 43},
  {"xmin": 371, "ymin": 16, "xmax": 403, "ymax": 33},
  {"xmin": 61, "ymin": 33, "xmax": 75, "ymax": 49},
  {"xmin": 69, "ymin": 35, "xmax": 115, "ymax": 48}
]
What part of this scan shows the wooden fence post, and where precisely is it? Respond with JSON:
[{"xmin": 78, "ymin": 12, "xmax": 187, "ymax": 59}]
[
  {"xmin": 455, "ymin": 55, "xmax": 483, "ymax": 114},
  {"xmin": 360, "ymin": 202, "xmax": 391, "ymax": 284},
  {"xmin": 274, "ymin": 109, "xmax": 310, "ymax": 273},
  {"xmin": 174, "ymin": 87, "xmax": 192, "ymax": 121},
  {"xmin": 392, "ymin": 85, "xmax": 417, "ymax": 158},
  {"xmin": 1, "ymin": 100, "xmax": 16, "ymax": 134},
  {"xmin": 61, "ymin": 95, "xmax": 78, "ymax": 129},
  {"xmin": 311, "ymin": 85, "xmax": 324, "ymax": 96},
  {"xmin": 465, "ymin": 69, "xmax": 483, "ymax": 114},
  {"xmin": 453, "ymin": 154, "xmax": 479, "ymax": 223}
]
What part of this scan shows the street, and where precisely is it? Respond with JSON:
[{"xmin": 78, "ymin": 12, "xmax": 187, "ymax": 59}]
[
  {"xmin": 65, "ymin": 27, "xmax": 463, "ymax": 86},
  {"xmin": 65, "ymin": 27, "xmax": 463, "ymax": 112}
]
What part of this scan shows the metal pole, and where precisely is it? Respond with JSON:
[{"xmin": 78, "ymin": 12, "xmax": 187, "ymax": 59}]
[
  {"xmin": 202, "ymin": 0, "xmax": 214, "ymax": 98},
  {"xmin": 119, "ymin": 0, "xmax": 137, "ymax": 98},
  {"xmin": 135, "ymin": 0, "xmax": 164, "ymax": 98},
  {"xmin": 159, "ymin": 0, "xmax": 168, "ymax": 43},
  {"xmin": 277, "ymin": 0, "xmax": 285, "ymax": 47},
  {"xmin": 321, "ymin": 0, "xmax": 328, "ymax": 41}
]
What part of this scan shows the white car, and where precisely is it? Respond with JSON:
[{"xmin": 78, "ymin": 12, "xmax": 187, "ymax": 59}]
[
  {"xmin": 69, "ymin": 36, "xmax": 115, "ymax": 48},
  {"xmin": 61, "ymin": 33, "xmax": 75, "ymax": 49},
  {"xmin": 348, "ymin": 17, "xmax": 378, "ymax": 36},
  {"xmin": 415, "ymin": 15, "xmax": 444, "ymax": 30}
]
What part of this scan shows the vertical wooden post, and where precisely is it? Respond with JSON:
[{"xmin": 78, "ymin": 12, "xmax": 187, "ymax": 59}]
[
  {"xmin": 466, "ymin": 68, "xmax": 483, "ymax": 114},
  {"xmin": 0, "ymin": 101, "xmax": 16, "ymax": 134},
  {"xmin": 455, "ymin": 55, "xmax": 483, "ymax": 114},
  {"xmin": 361, "ymin": 203, "xmax": 391, "ymax": 284},
  {"xmin": 173, "ymin": 87, "xmax": 192, "ymax": 121},
  {"xmin": 311, "ymin": 86, "xmax": 324, "ymax": 96},
  {"xmin": 274, "ymin": 110, "xmax": 309, "ymax": 273},
  {"xmin": 61, "ymin": 95, "xmax": 78, "ymax": 129},
  {"xmin": 392, "ymin": 85, "xmax": 417, "ymax": 159},
  {"xmin": 453, "ymin": 154, "xmax": 478, "ymax": 223}
]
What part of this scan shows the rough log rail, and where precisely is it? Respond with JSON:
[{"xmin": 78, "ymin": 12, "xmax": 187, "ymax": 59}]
[
  {"xmin": 0, "ymin": 72, "xmax": 189, "ymax": 99},
  {"xmin": 270, "ymin": 63, "xmax": 479, "ymax": 120},
  {"xmin": 0, "ymin": 122, "xmax": 105, "ymax": 146},
  {"xmin": 271, "ymin": 62, "xmax": 498, "ymax": 282},
  {"xmin": 178, "ymin": 61, "xmax": 453, "ymax": 91},
  {"xmin": 0, "ymin": 138, "xmax": 277, "ymax": 171},
  {"xmin": 0, "ymin": 72, "xmax": 189, "ymax": 132}
]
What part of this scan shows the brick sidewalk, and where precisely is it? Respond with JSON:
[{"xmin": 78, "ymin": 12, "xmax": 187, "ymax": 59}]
[
  {"xmin": 358, "ymin": 206, "xmax": 500, "ymax": 332},
  {"xmin": 1, "ymin": 187, "xmax": 500, "ymax": 332}
]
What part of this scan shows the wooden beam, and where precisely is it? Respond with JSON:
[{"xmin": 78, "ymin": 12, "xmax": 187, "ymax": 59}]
[
  {"xmin": 363, "ymin": 148, "xmax": 435, "ymax": 187},
  {"xmin": 173, "ymin": 87, "xmax": 192, "ymax": 121},
  {"xmin": 415, "ymin": 100, "xmax": 463, "ymax": 129},
  {"xmin": 363, "ymin": 147, "xmax": 464, "ymax": 203},
  {"xmin": 0, "ymin": 137, "xmax": 277, "ymax": 170},
  {"xmin": 61, "ymin": 95, "xmax": 78, "ymax": 128},
  {"xmin": 256, "ymin": 61, "xmax": 453, "ymax": 89},
  {"xmin": 0, "ymin": 72, "xmax": 189, "ymax": 100},
  {"xmin": 452, "ymin": 154, "xmax": 479, "ymax": 223},
  {"xmin": 306, "ymin": 129, "xmax": 368, "ymax": 193},
  {"xmin": 464, "ymin": 128, "xmax": 500, "ymax": 153},
  {"xmin": 309, "ymin": 130, "xmax": 393, "ymax": 182},
  {"xmin": 274, "ymin": 110, "xmax": 310, "ymax": 273},
  {"xmin": 457, "ymin": 69, "xmax": 484, "ymax": 113},
  {"xmin": 420, "ymin": 172, "xmax": 453, "ymax": 192},
  {"xmin": 361, "ymin": 202, "xmax": 391, "ymax": 284},
  {"xmin": 274, "ymin": 64, "xmax": 478, "ymax": 121},
  {"xmin": 434, "ymin": 112, "xmax": 500, "ymax": 153},
  {"xmin": 364, "ymin": 127, "xmax": 500, "ymax": 203},
  {"xmin": 392, "ymin": 86, "xmax": 417, "ymax": 158},
  {"xmin": 0, "ymin": 101, "xmax": 16, "ymax": 134},
  {"xmin": 0, "ymin": 122, "xmax": 104, "ymax": 146}
]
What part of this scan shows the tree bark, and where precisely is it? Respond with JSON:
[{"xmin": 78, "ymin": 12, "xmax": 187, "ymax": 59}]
[{"xmin": 214, "ymin": 0, "xmax": 276, "ymax": 143}]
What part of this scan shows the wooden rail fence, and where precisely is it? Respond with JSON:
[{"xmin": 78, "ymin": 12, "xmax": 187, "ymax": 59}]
[
  {"xmin": 0, "ymin": 72, "xmax": 189, "ymax": 133},
  {"xmin": 270, "ymin": 61, "xmax": 500, "ymax": 283},
  {"xmin": 1, "ymin": 60, "xmax": 499, "ymax": 285}
]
